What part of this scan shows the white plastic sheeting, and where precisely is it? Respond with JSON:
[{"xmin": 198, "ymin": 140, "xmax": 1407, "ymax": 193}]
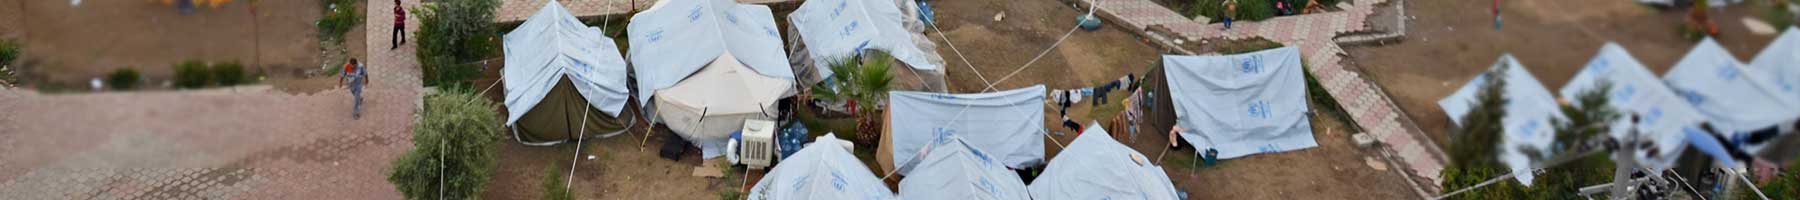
[
  {"xmin": 789, "ymin": 0, "xmax": 943, "ymax": 81},
  {"xmin": 887, "ymin": 86, "xmax": 1046, "ymax": 174},
  {"xmin": 627, "ymin": 0, "xmax": 794, "ymax": 106},
  {"xmin": 1663, "ymin": 38, "xmax": 1800, "ymax": 139},
  {"xmin": 1162, "ymin": 47, "xmax": 1317, "ymax": 159},
  {"xmin": 1436, "ymin": 55, "xmax": 1564, "ymax": 185},
  {"xmin": 1750, "ymin": 27, "xmax": 1800, "ymax": 106},
  {"xmin": 897, "ymin": 135, "xmax": 1030, "ymax": 200},
  {"xmin": 748, "ymin": 134, "xmax": 897, "ymax": 200},
  {"xmin": 502, "ymin": 1, "xmax": 630, "ymax": 124},
  {"xmin": 1562, "ymin": 43, "xmax": 1708, "ymax": 171},
  {"xmin": 654, "ymin": 53, "xmax": 793, "ymax": 158},
  {"xmin": 1028, "ymin": 123, "xmax": 1180, "ymax": 200}
]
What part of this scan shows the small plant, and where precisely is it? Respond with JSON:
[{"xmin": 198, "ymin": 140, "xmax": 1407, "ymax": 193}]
[
  {"xmin": 542, "ymin": 165, "xmax": 574, "ymax": 200},
  {"xmin": 812, "ymin": 51, "xmax": 895, "ymax": 146},
  {"xmin": 416, "ymin": 0, "xmax": 502, "ymax": 88},
  {"xmin": 317, "ymin": 0, "xmax": 363, "ymax": 42},
  {"xmin": 174, "ymin": 60, "xmax": 211, "ymax": 89},
  {"xmin": 1187, "ymin": 0, "xmax": 1278, "ymax": 23},
  {"xmin": 106, "ymin": 68, "xmax": 142, "ymax": 90},
  {"xmin": 1, "ymin": 39, "xmax": 20, "ymax": 85},
  {"xmin": 212, "ymin": 61, "xmax": 249, "ymax": 86},
  {"xmin": 388, "ymin": 89, "xmax": 503, "ymax": 200}
]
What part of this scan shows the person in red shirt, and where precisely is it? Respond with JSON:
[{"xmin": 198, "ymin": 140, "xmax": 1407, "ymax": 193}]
[{"xmin": 392, "ymin": 0, "xmax": 407, "ymax": 50}]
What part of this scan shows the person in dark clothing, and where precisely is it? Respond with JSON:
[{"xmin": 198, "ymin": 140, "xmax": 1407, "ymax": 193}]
[
  {"xmin": 392, "ymin": 0, "xmax": 408, "ymax": 50},
  {"xmin": 1061, "ymin": 117, "xmax": 1083, "ymax": 132},
  {"xmin": 1059, "ymin": 90, "xmax": 1072, "ymax": 117}
]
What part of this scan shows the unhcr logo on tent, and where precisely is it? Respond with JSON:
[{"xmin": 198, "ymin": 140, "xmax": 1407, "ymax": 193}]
[
  {"xmin": 1240, "ymin": 55, "xmax": 1263, "ymax": 74},
  {"xmin": 688, "ymin": 5, "xmax": 705, "ymax": 22},
  {"xmin": 1716, "ymin": 61, "xmax": 1741, "ymax": 81},
  {"xmin": 647, "ymin": 30, "xmax": 665, "ymax": 43},
  {"xmin": 1247, "ymin": 100, "xmax": 1271, "ymax": 119},
  {"xmin": 1586, "ymin": 58, "xmax": 1610, "ymax": 73}
]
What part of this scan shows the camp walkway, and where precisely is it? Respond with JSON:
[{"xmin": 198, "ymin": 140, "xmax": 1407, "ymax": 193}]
[
  {"xmin": 494, "ymin": 0, "xmax": 804, "ymax": 23},
  {"xmin": 0, "ymin": 0, "xmax": 423, "ymax": 198},
  {"xmin": 1075, "ymin": 0, "xmax": 1447, "ymax": 194}
]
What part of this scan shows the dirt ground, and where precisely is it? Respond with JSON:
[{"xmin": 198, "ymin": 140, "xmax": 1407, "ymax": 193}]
[
  {"xmin": 925, "ymin": 0, "xmax": 1165, "ymax": 93},
  {"xmin": 1151, "ymin": 111, "xmax": 1419, "ymax": 199},
  {"xmin": 1344, "ymin": 0, "xmax": 1783, "ymax": 145},
  {"xmin": 0, "ymin": 0, "xmax": 328, "ymax": 90}
]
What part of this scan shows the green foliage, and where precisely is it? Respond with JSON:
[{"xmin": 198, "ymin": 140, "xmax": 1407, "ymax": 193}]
[
  {"xmin": 1187, "ymin": 0, "xmax": 1277, "ymax": 23},
  {"xmin": 388, "ymin": 90, "xmax": 503, "ymax": 200},
  {"xmin": 0, "ymin": 38, "xmax": 19, "ymax": 66},
  {"xmin": 1450, "ymin": 61, "xmax": 1509, "ymax": 168},
  {"xmin": 1279, "ymin": 0, "xmax": 1341, "ymax": 11},
  {"xmin": 542, "ymin": 165, "xmax": 573, "ymax": 200},
  {"xmin": 811, "ymin": 51, "xmax": 896, "ymax": 145},
  {"xmin": 1760, "ymin": 0, "xmax": 1796, "ymax": 29},
  {"xmin": 1302, "ymin": 60, "xmax": 1359, "ymax": 132},
  {"xmin": 1547, "ymin": 81, "xmax": 1617, "ymax": 157},
  {"xmin": 1440, "ymin": 63, "xmax": 1621, "ymax": 199},
  {"xmin": 174, "ymin": 60, "xmax": 211, "ymax": 89},
  {"xmin": 317, "ymin": 0, "xmax": 363, "ymax": 42},
  {"xmin": 1741, "ymin": 159, "xmax": 1800, "ymax": 199},
  {"xmin": 212, "ymin": 61, "xmax": 249, "ymax": 86},
  {"xmin": 106, "ymin": 68, "xmax": 142, "ymax": 90},
  {"xmin": 416, "ymin": 0, "xmax": 501, "ymax": 88}
]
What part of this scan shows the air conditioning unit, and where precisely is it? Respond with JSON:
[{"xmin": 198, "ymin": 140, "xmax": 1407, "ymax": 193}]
[{"xmin": 740, "ymin": 119, "xmax": 777, "ymax": 169}]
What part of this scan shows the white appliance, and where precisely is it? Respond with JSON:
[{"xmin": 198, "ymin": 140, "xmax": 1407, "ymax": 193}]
[{"xmin": 740, "ymin": 119, "xmax": 777, "ymax": 169}]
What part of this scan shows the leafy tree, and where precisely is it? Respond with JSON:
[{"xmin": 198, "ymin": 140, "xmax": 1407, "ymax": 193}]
[
  {"xmin": 389, "ymin": 89, "xmax": 502, "ymax": 200},
  {"xmin": 415, "ymin": 0, "xmax": 500, "ymax": 88},
  {"xmin": 1441, "ymin": 63, "xmax": 1622, "ymax": 199},
  {"xmin": 1439, "ymin": 61, "xmax": 1519, "ymax": 199},
  {"xmin": 811, "ymin": 51, "xmax": 895, "ymax": 146}
]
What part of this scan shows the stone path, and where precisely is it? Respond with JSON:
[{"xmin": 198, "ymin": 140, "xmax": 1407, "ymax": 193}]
[
  {"xmin": 0, "ymin": 0, "xmax": 423, "ymax": 199},
  {"xmin": 1080, "ymin": 0, "xmax": 1447, "ymax": 192},
  {"xmin": 494, "ymin": 0, "xmax": 804, "ymax": 23}
]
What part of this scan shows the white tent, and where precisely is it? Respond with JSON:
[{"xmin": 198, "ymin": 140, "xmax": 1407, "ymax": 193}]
[
  {"xmin": 503, "ymin": 1, "xmax": 629, "ymax": 121},
  {"xmin": 896, "ymin": 135, "xmax": 1030, "ymax": 200},
  {"xmin": 1162, "ymin": 47, "xmax": 1317, "ymax": 159},
  {"xmin": 627, "ymin": 0, "xmax": 796, "ymax": 158},
  {"xmin": 1663, "ymin": 38, "xmax": 1800, "ymax": 141},
  {"xmin": 1437, "ymin": 54, "xmax": 1564, "ymax": 185},
  {"xmin": 1028, "ymin": 123, "xmax": 1180, "ymax": 200},
  {"xmin": 1750, "ymin": 27, "xmax": 1800, "ymax": 104},
  {"xmin": 747, "ymin": 134, "xmax": 897, "ymax": 200},
  {"xmin": 1562, "ymin": 43, "xmax": 1709, "ymax": 171},
  {"xmin": 880, "ymin": 85, "xmax": 1046, "ymax": 175},
  {"xmin": 788, "ymin": 0, "xmax": 945, "ymax": 86}
]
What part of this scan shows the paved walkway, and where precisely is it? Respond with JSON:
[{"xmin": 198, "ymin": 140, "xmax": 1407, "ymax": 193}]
[
  {"xmin": 0, "ymin": 0, "xmax": 423, "ymax": 199},
  {"xmin": 1082, "ymin": 0, "xmax": 1446, "ymax": 192},
  {"xmin": 494, "ymin": 0, "xmax": 803, "ymax": 23}
]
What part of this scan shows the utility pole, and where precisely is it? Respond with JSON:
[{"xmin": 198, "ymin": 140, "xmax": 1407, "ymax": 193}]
[{"xmin": 1609, "ymin": 115, "xmax": 1641, "ymax": 199}]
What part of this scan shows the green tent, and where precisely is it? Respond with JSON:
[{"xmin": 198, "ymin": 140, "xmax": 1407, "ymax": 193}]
[{"xmin": 510, "ymin": 76, "xmax": 633, "ymax": 145}]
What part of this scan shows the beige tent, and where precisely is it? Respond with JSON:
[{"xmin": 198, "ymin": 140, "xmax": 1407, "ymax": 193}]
[{"xmin": 653, "ymin": 53, "xmax": 794, "ymax": 146}]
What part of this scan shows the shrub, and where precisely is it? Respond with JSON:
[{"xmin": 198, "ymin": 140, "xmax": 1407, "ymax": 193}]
[
  {"xmin": 174, "ymin": 60, "xmax": 211, "ymax": 89},
  {"xmin": 1188, "ymin": 0, "xmax": 1277, "ymax": 23},
  {"xmin": 106, "ymin": 68, "xmax": 142, "ymax": 90},
  {"xmin": 212, "ymin": 61, "xmax": 249, "ymax": 86},
  {"xmin": 317, "ymin": 0, "xmax": 363, "ymax": 42},
  {"xmin": 416, "ymin": 0, "xmax": 501, "ymax": 88},
  {"xmin": 0, "ymin": 38, "xmax": 18, "ymax": 66},
  {"xmin": 542, "ymin": 165, "xmax": 573, "ymax": 200},
  {"xmin": 389, "ymin": 89, "xmax": 503, "ymax": 200}
]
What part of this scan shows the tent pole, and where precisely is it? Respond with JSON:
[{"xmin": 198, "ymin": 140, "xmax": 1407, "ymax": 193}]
[{"xmin": 566, "ymin": 102, "xmax": 592, "ymax": 192}]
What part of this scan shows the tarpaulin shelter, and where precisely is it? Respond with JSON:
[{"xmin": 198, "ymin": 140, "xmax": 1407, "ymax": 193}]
[
  {"xmin": 1437, "ymin": 54, "xmax": 1565, "ymax": 185},
  {"xmin": 1663, "ymin": 38, "xmax": 1800, "ymax": 146},
  {"xmin": 1028, "ymin": 123, "xmax": 1180, "ymax": 200},
  {"xmin": 787, "ymin": 0, "xmax": 947, "ymax": 91},
  {"xmin": 878, "ymin": 85, "xmax": 1046, "ymax": 175},
  {"xmin": 1750, "ymin": 27, "xmax": 1800, "ymax": 109},
  {"xmin": 1161, "ymin": 47, "xmax": 1317, "ymax": 159},
  {"xmin": 501, "ymin": 1, "xmax": 633, "ymax": 145},
  {"xmin": 627, "ymin": 0, "xmax": 796, "ymax": 158},
  {"xmin": 1562, "ymin": 43, "xmax": 1709, "ymax": 170},
  {"xmin": 896, "ymin": 135, "xmax": 1030, "ymax": 200},
  {"xmin": 747, "ymin": 134, "xmax": 896, "ymax": 200}
]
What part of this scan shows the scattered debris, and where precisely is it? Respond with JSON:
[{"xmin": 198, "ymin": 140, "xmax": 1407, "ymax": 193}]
[
  {"xmin": 1352, "ymin": 133, "xmax": 1377, "ymax": 148},
  {"xmin": 1365, "ymin": 157, "xmax": 1388, "ymax": 171},
  {"xmin": 1742, "ymin": 17, "xmax": 1777, "ymax": 35},
  {"xmin": 994, "ymin": 12, "xmax": 1006, "ymax": 21}
]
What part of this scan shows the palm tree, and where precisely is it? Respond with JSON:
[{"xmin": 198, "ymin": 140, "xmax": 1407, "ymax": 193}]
[{"xmin": 812, "ymin": 51, "xmax": 896, "ymax": 145}]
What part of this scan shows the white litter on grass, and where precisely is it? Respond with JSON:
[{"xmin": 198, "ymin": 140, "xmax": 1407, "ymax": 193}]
[
  {"xmin": 71, "ymin": 0, "xmax": 81, "ymax": 6},
  {"xmin": 89, "ymin": 78, "xmax": 102, "ymax": 91},
  {"xmin": 994, "ymin": 12, "xmax": 1006, "ymax": 21},
  {"xmin": 1742, "ymin": 17, "xmax": 1778, "ymax": 35},
  {"xmin": 1365, "ymin": 157, "xmax": 1388, "ymax": 171}
]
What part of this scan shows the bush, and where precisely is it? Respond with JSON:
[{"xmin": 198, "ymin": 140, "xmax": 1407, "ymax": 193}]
[
  {"xmin": 0, "ymin": 38, "xmax": 18, "ymax": 66},
  {"xmin": 106, "ymin": 68, "xmax": 142, "ymax": 90},
  {"xmin": 542, "ymin": 165, "xmax": 573, "ymax": 200},
  {"xmin": 317, "ymin": 0, "xmax": 363, "ymax": 42},
  {"xmin": 1188, "ymin": 0, "xmax": 1277, "ymax": 22},
  {"xmin": 416, "ymin": 0, "xmax": 501, "ymax": 88},
  {"xmin": 389, "ymin": 89, "xmax": 503, "ymax": 200},
  {"xmin": 174, "ymin": 60, "xmax": 211, "ymax": 89},
  {"xmin": 212, "ymin": 61, "xmax": 249, "ymax": 86}
]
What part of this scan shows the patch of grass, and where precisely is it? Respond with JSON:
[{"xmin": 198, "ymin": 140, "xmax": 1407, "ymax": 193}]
[
  {"xmin": 542, "ymin": 165, "xmax": 574, "ymax": 200},
  {"xmin": 796, "ymin": 104, "xmax": 859, "ymax": 139},
  {"xmin": 1184, "ymin": 0, "xmax": 1278, "ymax": 23},
  {"xmin": 317, "ymin": 0, "xmax": 363, "ymax": 42},
  {"xmin": 174, "ymin": 60, "xmax": 211, "ymax": 89},
  {"xmin": 106, "ymin": 68, "xmax": 142, "ymax": 90}
]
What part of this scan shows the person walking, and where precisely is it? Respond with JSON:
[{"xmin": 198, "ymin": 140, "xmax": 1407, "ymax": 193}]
[
  {"xmin": 1223, "ymin": 0, "xmax": 1238, "ymax": 30},
  {"xmin": 339, "ymin": 58, "xmax": 371, "ymax": 119},
  {"xmin": 392, "ymin": 0, "xmax": 407, "ymax": 50}
]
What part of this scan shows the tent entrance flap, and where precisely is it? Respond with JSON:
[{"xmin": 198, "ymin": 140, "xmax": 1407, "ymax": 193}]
[{"xmin": 514, "ymin": 76, "xmax": 628, "ymax": 143}]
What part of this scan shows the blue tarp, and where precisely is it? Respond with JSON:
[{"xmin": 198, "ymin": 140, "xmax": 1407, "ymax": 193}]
[
  {"xmin": 1562, "ymin": 43, "xmax": 1708, "ymax": 170},
  {"xmin": 1436, "ymin": 54, "xmax": 1564, "ymax": 185},
  {"xmin": 790, "ymin": 0, "xmax": 941, "ymax": 79},
  {"xmin": 748, "ymin": 134, "xmax": 897, "ymax": 200},
  {"xmin": 502, "ymin": 1, "xmax": 630, "ymax": 123},
  {"xmin": 886, "ymin": 85, "xmax": 1046, "ymax": 174},
  {"xmin": 626, "ymin": 0, "xmax": 794, "ymax": 105},
  {"xmin": 1028, "ymin": 122, "xmax": 1181, "ymax": 200},
  {"xmin": 1663, "ymin": 38, "xmax": 1800, "ymax": 142},
  {"xmin": 897, "ymin": 135, "xmax": 1030, "ymax": 200},
  {"xmin": 1162, "ymin": 47, "xmax": 1317, "ymax": 159}
]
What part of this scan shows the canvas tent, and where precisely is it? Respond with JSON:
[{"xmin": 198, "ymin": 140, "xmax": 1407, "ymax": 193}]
[
  {"xmin": 1161, "ymin": 47, "xmax": 1317, "ymax": 159},
  {"xmin": 1751, "ymin": 27, "xmax": 1800, "ymax": 105},
  {"xmin": 1562, "ymin": 43, "xmax": 1709, "ymax": 170},
  {"xmin": 1436, "ymin": 54, "xmax": 1565, "ymax": 185},
  {"xmin": 747, "ymin": 134, "xmax": 896, "ymax": 200},
  {"xmin": 501, "ymin": 1, "xmax": 633, "ymax": 145},
  {"xmin": 878, "ymin": 85, "xmax": 1046, "ymax": 175},
  {"xmin": 1028, "ymin": 123, "xmax": 1180, "ymax": 200},
  {"xmin": 627, "ymin": 0, "xmax": 796, "ymax": 158},
  {"xmin": 896, "ymin": 135, "xmax": 1031, "ymax": 200},
  {"xmin": 787, "ymin": 0, "xmax": 947, "ymax": 91},
  {"xmin": 1663, "ymin": 38, "xmax": 1800, "ymax": 145}
]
